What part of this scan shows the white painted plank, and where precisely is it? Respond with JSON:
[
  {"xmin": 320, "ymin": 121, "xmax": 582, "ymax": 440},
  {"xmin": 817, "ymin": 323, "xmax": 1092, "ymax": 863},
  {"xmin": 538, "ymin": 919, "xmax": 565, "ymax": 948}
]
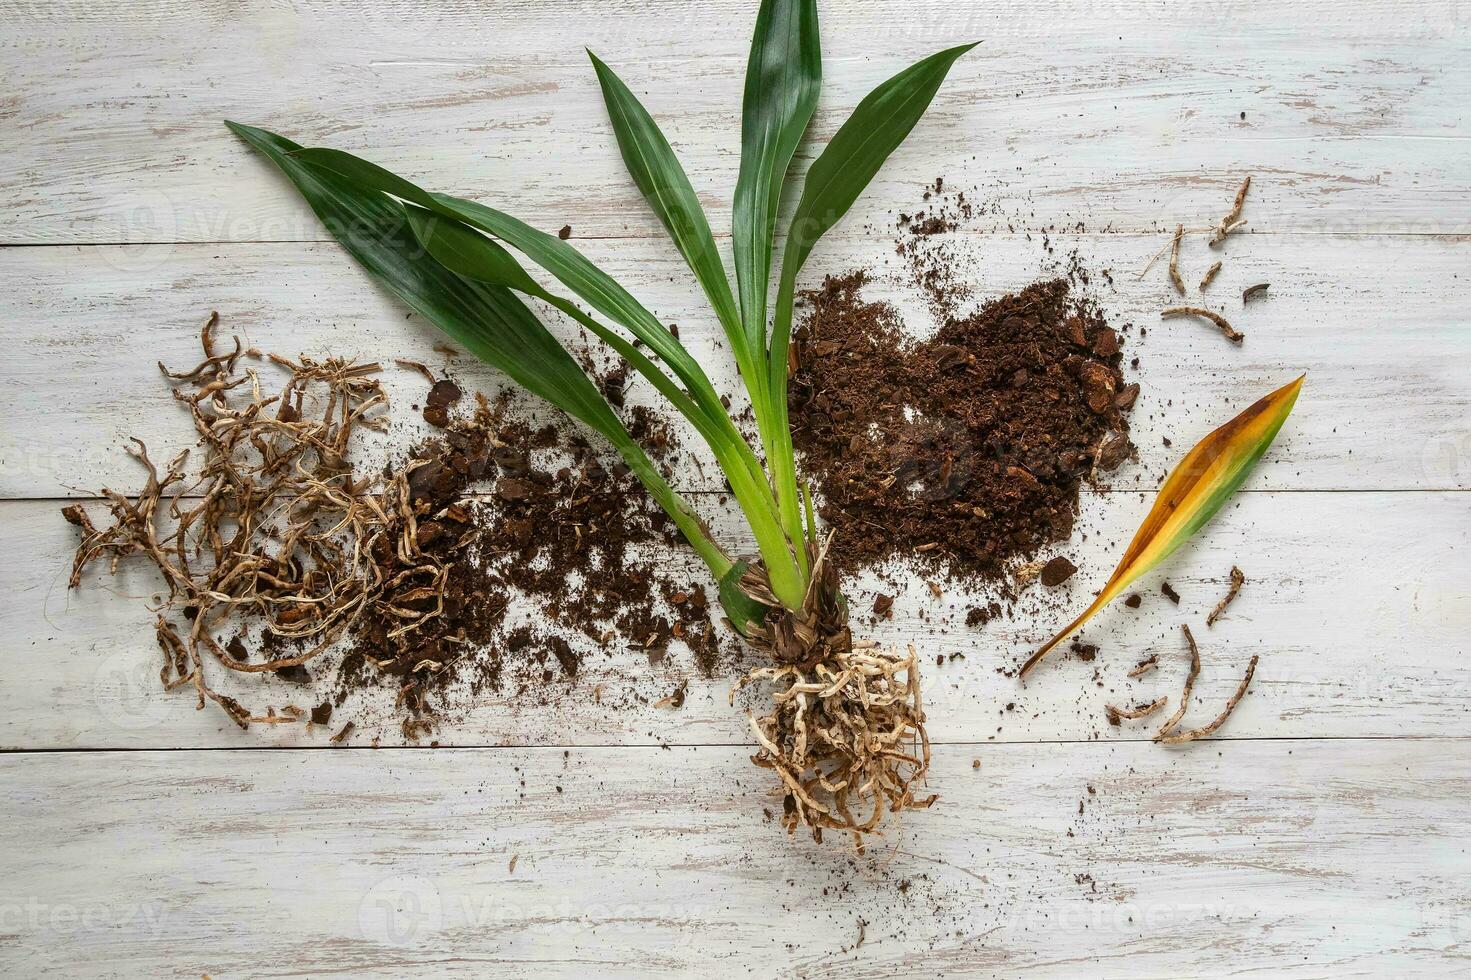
[
  {"xmin": 4, "ymin": 232, "xmax": 1468, "ymax": 498},
  {"xmin": 12, "ymin": 490, "xmax": 1469, "ymax": 749},
  {"xmin": 1, "ymin": 1, "xmax": 1467, "ymax": 245},
  {"xmin": 0, "ymin": 738, "xmax": 1466, "ymax": 977}
]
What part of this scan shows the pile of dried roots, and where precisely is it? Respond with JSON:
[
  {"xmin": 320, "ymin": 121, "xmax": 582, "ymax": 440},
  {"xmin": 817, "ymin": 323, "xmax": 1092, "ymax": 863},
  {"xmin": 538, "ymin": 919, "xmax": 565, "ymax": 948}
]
[{"xmin": 64, "ymin": 314, "xmax": 437, "ymax": 729}]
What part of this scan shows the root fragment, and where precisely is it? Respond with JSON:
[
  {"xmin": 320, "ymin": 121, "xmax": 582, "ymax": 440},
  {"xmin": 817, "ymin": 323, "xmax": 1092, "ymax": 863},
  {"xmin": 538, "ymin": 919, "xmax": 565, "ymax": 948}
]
[
  {"xmin": 1105, "ymin": 696, "xmax": 1167, "ymax": 726},
  {"xmin": 1206, "ymin": 566, "xmax": 1246, "ymax": 627},
  {"xmin": 1127, "ymin": 655, "xmax": 1159, "ymax": 678},
  {"xmin": 1168, "ymin": 224, "xmax": 1186, "ymax": 295},
  {"xmin": 1155, "ymin": 624, "xmax": 1201, "ymax": 739},
  {"xmin": 1161, "ymin": 306, "xmax": 1244, "ymax": 344},
  {"xmin": 1198, "ymin": 260, "xmax": 1222, "ymax": 292},
  {"xmin": 1155, "ymin": 623, "xmax": 1259, "ymax": 743},
  {"xmin": 1157, "ymin": 656, "xmax": 1258, "ymax": 744},
  {"xmin": 1209, "ymin": 176, "xmax": 1251, "ymax": 247}
]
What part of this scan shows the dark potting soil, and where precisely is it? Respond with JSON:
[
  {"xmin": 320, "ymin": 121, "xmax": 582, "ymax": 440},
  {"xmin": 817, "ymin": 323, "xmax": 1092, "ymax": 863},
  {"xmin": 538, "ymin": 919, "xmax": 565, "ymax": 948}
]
[
  {"xmin": 324, "ymin": 386, "xmax": 732, "ymax": 729},
  {"xmin": 787, "ymin": 271, "xmax": 1135, "ymax": 584}
]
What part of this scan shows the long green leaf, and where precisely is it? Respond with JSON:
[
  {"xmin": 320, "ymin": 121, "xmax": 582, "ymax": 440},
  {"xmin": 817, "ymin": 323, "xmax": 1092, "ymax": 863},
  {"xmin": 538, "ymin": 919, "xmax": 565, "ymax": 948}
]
[
  {"xmin": 225, "ymin": 120, "xmax": 734, "ymax": 588},
  {"xmin": 732, "ymin": 0, "xmax": 821, "ymax": 353},
  {"xmin": 585, "ymin": 49, "xmax": 802, "ymax": 527},
  {"xmin": 290, "ymin": 147, "xmax": 728, "ymax": 435},
  {"xmin": 770, "ymin": 41, "xmax": 978, "ymax": 378},
  {"xmin": 586, "ymin": 52, "xmax": 745, "ymax": 355}
]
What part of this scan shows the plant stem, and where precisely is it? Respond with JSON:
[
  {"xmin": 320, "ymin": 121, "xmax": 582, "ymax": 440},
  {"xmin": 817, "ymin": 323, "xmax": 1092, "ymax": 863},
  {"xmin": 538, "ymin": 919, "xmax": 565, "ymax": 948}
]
[{"xmin": 764, "ymin": 255, "xmax": 809, "ymax": 573}]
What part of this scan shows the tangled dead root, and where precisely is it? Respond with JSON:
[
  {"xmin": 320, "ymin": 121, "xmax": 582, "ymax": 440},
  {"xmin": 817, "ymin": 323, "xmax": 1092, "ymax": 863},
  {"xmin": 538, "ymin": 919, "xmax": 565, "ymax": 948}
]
[
  {"xmin": 732, "ymin": 537, "xmax": 935, "ymax": 850},
  {"xmin": 63, "ymin": 312, "xmax": 442, "ymax": 730}
]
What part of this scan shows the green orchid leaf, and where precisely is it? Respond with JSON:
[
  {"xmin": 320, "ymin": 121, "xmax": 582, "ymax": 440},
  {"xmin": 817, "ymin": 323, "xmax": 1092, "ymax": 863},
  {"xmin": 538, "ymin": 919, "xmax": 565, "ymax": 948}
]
[
  {"xmin": 760, "ymin": 41, "xmax": 976, "ymax": 554},
  {"xmin": 290, "ymin": 146, "xmax": 726, "ymax": 427},
  {"xmin": 733, "ymin": 0, "xmax": 821, "ymax": 352},
  {"xmin": 770, "ymin": 42, "xmax": 977, "ymax": 380},
  {"xmin": 587, "ymin": 52, "xmax": 746, "ymax": 359}
]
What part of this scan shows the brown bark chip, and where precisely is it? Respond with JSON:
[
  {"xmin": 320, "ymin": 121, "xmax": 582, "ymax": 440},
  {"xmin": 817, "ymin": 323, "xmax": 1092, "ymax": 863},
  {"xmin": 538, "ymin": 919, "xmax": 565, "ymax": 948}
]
[
  {"xmin": 788, "ymin": 273, "xmax": 1135, "ymax": 584},
  {"xmin": 1040, "ymin": 556, "xmax": 1078, "ymax": 587},
  {"xmin": 422, "ymin": 378, "xmax": 462, "ymax": 428}
]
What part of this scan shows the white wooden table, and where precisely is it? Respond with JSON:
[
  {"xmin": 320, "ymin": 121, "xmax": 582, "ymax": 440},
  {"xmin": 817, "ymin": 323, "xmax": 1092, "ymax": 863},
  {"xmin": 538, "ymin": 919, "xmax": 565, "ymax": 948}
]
[{"xmin": 3, "ymin": 1, "xmax": 1469, "ymax": 975}]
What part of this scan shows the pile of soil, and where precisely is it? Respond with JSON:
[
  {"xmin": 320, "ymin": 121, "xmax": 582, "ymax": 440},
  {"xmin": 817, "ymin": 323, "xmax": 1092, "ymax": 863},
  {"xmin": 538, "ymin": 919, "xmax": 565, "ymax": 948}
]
[{"xmin": 787, "ymin": 271, "xmax": 1135, "ymax": 583}]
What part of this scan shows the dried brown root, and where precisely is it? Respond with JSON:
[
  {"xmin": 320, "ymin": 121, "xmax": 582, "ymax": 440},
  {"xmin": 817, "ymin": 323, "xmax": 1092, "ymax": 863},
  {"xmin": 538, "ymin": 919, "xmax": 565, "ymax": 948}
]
[
  {"xmin": 1137, "ymin": 226, "xmax": 1211, "ymax": 279},
  {"xmin": 1127, "ymin": 654, "xmax": 1159, "ymax": 678},
  {"xmin": 1198, "ymin": 260, "xmax": 1222, "ymax": 292},
  {"xmin": 734, "ymin": 537, "xmax": 934, "ymax": 850},
  {"xmin": 1206, "ymin": 565, "xmax": 1246, "ymax": 627},
  {"xmin": 62, "ymin": 315, "xmax": 447, "ymax": 730},
  {"xmin": 394, "ymin": 358, "xmax": 438, "ymax": 385},
  {"xmin": 1209, "ymin": 176, "xmax": 1251, "ymax": 247},
  {"xmin": 1161, "ymin": 306, "xmax": 1244, "ymax": 344},
  {"xmin": 1155, "ymin": 624, "xmax": 1202, "ymax": 738},
  {"xmin": 1105, "ymin": 696, "xmax": 1167, "ymax": 726},
  {"xmin": 1168, "ymin": 224, "xmax": 1186, "ymax": 295},
  {"xmin": 1157, "ymin": 656, "xmax": 1258, "ymax": 744}
]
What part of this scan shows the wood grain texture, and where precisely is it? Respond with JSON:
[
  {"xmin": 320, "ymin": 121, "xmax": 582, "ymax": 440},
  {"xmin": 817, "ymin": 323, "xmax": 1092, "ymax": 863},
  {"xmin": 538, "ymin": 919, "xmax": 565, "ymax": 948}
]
[
  {"xmin": 1, "ymin": 0, "xmax": 1467, "ymax": 246},
  {"xmin": 17, "ymin": 491, "xmax": 1470, "ymax": 749},
  {"xmin": 3, "ymin": 233, "xmax": 1469, "ymax": 498},
  {"xmin": 3, "ymin": 0, "xmax": 1469, "ymax": 974},
  {"xmin": 1, "ymin": 739, "xmax": 1468, "ymax": 977}
]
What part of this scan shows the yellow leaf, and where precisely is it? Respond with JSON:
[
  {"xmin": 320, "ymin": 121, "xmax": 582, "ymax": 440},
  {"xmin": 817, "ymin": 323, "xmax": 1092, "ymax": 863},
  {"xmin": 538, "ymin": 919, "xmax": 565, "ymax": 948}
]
[{"xmin": 1021, "ymin": 374, "xmax": 1304, "ymax": 679}]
